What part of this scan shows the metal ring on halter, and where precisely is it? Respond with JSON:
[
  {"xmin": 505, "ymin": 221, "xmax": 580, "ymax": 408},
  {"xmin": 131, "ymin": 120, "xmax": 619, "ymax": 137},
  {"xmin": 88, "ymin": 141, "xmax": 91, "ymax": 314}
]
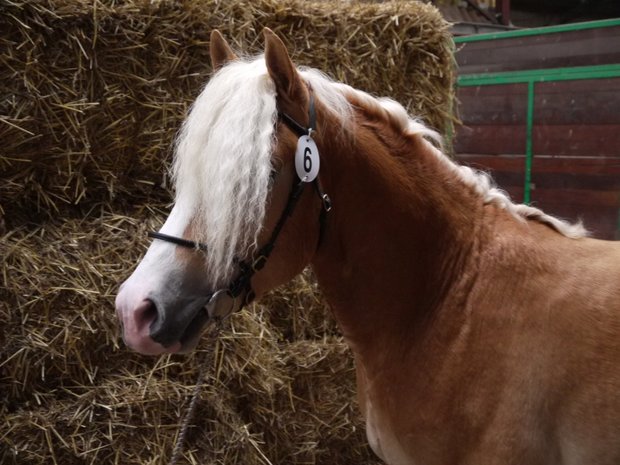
[{"xmin": 204, "ymin": 289, "xmax": 236, "ymax": 320}]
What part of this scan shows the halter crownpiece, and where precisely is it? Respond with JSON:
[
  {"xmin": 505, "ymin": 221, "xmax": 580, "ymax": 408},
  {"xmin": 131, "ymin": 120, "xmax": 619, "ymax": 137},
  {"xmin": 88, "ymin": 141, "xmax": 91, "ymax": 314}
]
[
  {"xmin": 148, "ymin": 90, "xmax": 331, "ymax": 322},
  {"xmin": 278, "ymin": 90, "xmax": 316, "ymax": 138}
]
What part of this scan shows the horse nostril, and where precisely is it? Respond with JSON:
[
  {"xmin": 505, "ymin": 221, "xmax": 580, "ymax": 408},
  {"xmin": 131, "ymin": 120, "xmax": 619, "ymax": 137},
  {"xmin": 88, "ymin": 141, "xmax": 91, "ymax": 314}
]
[
  {"xmin": 144, "ymin": 299, "xmax": 174, "ymax": 346},
  {"xmin": 135, "ymin": 299, "xmax": 158, "ymax": 331}
]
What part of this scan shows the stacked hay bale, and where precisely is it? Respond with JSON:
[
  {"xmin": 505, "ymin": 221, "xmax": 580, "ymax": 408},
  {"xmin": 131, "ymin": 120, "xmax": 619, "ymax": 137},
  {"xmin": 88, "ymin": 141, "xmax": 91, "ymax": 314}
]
[{"xmin": 0, "ymin": 1, "xmax": 454, "ymax": 464}]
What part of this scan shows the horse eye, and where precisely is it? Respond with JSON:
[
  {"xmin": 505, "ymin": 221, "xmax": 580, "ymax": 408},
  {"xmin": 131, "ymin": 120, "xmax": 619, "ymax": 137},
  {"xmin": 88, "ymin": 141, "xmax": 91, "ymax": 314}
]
[{"xmin": 269, "ymin": 168, "xmax": 279, "ymax": 184}]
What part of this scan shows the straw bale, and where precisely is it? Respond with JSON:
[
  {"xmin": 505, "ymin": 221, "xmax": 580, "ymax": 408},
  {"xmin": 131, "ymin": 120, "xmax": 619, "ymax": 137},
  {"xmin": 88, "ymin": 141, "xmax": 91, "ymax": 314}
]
[
  {"xmin": 1, "ymin": 205, "xmax": 380, "ymax": 464},
  {"xmin": 1, "ymin": 1, "xmax": 454, "ymax": 463},
  {"xmin": 1, "ymin": 0, "xmax": 454, "ymax": 220}
]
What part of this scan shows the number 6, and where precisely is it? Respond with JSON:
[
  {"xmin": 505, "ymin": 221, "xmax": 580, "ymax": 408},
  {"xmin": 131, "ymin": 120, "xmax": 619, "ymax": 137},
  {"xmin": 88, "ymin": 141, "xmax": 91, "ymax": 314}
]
[{"xmin": 304, "ymin": 147, "xmax": 312, "ymax": 173}]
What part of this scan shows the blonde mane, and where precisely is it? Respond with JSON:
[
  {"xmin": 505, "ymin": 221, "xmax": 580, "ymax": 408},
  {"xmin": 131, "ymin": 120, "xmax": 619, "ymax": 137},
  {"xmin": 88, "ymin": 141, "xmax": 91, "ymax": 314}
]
[
  {"xmin": 172, "ymin": 59, "xmax": 277, "ymax": 285},
  {"xmin": 307, "ymin": 73, "xmax": 586, "ymax": 239},
  {"xmin": 172, "ymin": 57, "xmax": 585, "ymax": 285},
  {"xmin": 171, "ymin": 59, "xmax": 357, "ymax": 285}
]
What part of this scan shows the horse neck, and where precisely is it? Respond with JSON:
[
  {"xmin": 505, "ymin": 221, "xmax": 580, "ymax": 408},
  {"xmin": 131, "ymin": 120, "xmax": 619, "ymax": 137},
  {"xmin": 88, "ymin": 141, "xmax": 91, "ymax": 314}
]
[{"xmin": 311, "ymin": 119, "xmax": 484, "ymax": 362}]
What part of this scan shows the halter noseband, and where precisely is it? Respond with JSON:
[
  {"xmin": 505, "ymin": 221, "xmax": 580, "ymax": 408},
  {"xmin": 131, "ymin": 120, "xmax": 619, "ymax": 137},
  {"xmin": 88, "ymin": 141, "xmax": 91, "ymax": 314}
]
[{"xmin": 148, "ymin": 92, "xmax": 330, "ymax": 321}]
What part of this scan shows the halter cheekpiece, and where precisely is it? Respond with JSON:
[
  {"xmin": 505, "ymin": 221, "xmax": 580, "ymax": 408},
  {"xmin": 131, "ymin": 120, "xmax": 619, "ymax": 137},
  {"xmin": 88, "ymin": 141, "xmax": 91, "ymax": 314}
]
[{"xmin": 148, "ymin": 91, "xmax": 331, "ymax": 322}]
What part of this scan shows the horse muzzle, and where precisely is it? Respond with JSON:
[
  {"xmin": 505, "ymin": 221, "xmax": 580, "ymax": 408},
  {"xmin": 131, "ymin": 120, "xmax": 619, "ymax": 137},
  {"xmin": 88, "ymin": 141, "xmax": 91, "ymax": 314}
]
[{"xmin": 115, "ymin": 285, "xmax": 239, "ymax": 355}]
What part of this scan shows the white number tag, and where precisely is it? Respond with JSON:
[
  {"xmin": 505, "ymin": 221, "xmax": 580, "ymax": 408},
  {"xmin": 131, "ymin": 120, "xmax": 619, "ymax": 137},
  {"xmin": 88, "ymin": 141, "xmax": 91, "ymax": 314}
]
[{"xmin": 295, "ymin": 136, "xmax": 320, "ymax": 182}]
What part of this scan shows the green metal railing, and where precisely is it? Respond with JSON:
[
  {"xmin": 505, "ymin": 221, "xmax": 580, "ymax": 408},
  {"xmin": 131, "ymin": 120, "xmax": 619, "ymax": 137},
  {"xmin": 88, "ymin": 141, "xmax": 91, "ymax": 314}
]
[
  {"xmin": 455, "ymin": 19, "xmax": 620, "ymax": 204},
  {"xmin": 454, "ymin": 18, "xmax": 620, "ymax": 44}
]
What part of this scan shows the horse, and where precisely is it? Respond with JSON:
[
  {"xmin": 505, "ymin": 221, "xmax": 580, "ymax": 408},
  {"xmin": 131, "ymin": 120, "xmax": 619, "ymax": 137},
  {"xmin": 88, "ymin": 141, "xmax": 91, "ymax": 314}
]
[{"xmin": 115, "ymin": 29, "xmax": 620, "ymax": 465}]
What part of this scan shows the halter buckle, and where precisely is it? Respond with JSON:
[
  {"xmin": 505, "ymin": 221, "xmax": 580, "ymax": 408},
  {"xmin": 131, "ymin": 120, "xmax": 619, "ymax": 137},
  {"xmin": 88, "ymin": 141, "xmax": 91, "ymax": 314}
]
[
  {"xmin": 321, "ymin": 193, "xmax": 332, "ymax": 212},
  {"xmin": 252, "ymin": 255, "xmax": 268, "ymax": 272}
]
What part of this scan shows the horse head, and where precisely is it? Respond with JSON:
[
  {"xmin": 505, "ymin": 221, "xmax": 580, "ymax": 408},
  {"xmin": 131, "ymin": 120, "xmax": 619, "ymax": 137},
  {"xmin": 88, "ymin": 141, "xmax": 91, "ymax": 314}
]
[{"xmin": 115, "ymin": 29, "xmax": 335, "ymax": 355}]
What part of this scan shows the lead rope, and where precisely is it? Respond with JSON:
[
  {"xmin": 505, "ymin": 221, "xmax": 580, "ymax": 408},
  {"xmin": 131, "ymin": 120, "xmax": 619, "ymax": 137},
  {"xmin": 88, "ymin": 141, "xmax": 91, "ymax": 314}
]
[{"xmin": 167, "ymin": 320, "xmax": 221, "ymax": 465}]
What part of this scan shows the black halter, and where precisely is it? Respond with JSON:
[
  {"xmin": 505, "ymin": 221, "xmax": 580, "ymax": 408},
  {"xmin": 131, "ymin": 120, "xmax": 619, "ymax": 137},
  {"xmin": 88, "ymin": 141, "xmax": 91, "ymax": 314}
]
[{"xmin": 148, "ymin": 93, "xmax": 331, "ymax": 320}]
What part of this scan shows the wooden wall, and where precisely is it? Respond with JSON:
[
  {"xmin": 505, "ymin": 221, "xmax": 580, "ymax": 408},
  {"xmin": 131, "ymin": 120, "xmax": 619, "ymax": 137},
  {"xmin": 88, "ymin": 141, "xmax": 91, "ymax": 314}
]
[
  {"xmin": 454, "ymin": 23, "xmax": 620, "ymax": 240},
  {"xmin": 457, "ymin": 25, "xmax": 620, "ymax": 74}
]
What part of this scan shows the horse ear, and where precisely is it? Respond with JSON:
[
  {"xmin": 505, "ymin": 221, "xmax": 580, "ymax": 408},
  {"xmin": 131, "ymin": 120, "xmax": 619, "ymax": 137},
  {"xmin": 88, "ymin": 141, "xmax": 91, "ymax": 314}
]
[
  {"xmin": 210, "ymin": 30, "xmax": 237, "ymax": 70},
  {"xmin": 263, "ymin": 28, "xmax": 303, "ymax": 98}
]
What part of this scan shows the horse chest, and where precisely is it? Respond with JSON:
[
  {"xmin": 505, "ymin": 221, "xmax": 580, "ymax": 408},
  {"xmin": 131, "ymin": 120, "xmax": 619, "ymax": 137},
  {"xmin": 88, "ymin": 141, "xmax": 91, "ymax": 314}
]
[
  {"xmin": 364, "ymin": 393, "xmax": 416, "ymax": 465},
  {"xmin": 356, "ymin": 359, "xmax": 465, "ymax": 465}
]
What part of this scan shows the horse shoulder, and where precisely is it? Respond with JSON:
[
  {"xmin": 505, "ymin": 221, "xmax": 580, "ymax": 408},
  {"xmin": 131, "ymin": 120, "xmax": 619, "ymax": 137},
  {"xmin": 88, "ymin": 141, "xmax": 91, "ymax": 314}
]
[{"xmin": 467, "ymin": 214, "xmax": 620, "ymax": 462}]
